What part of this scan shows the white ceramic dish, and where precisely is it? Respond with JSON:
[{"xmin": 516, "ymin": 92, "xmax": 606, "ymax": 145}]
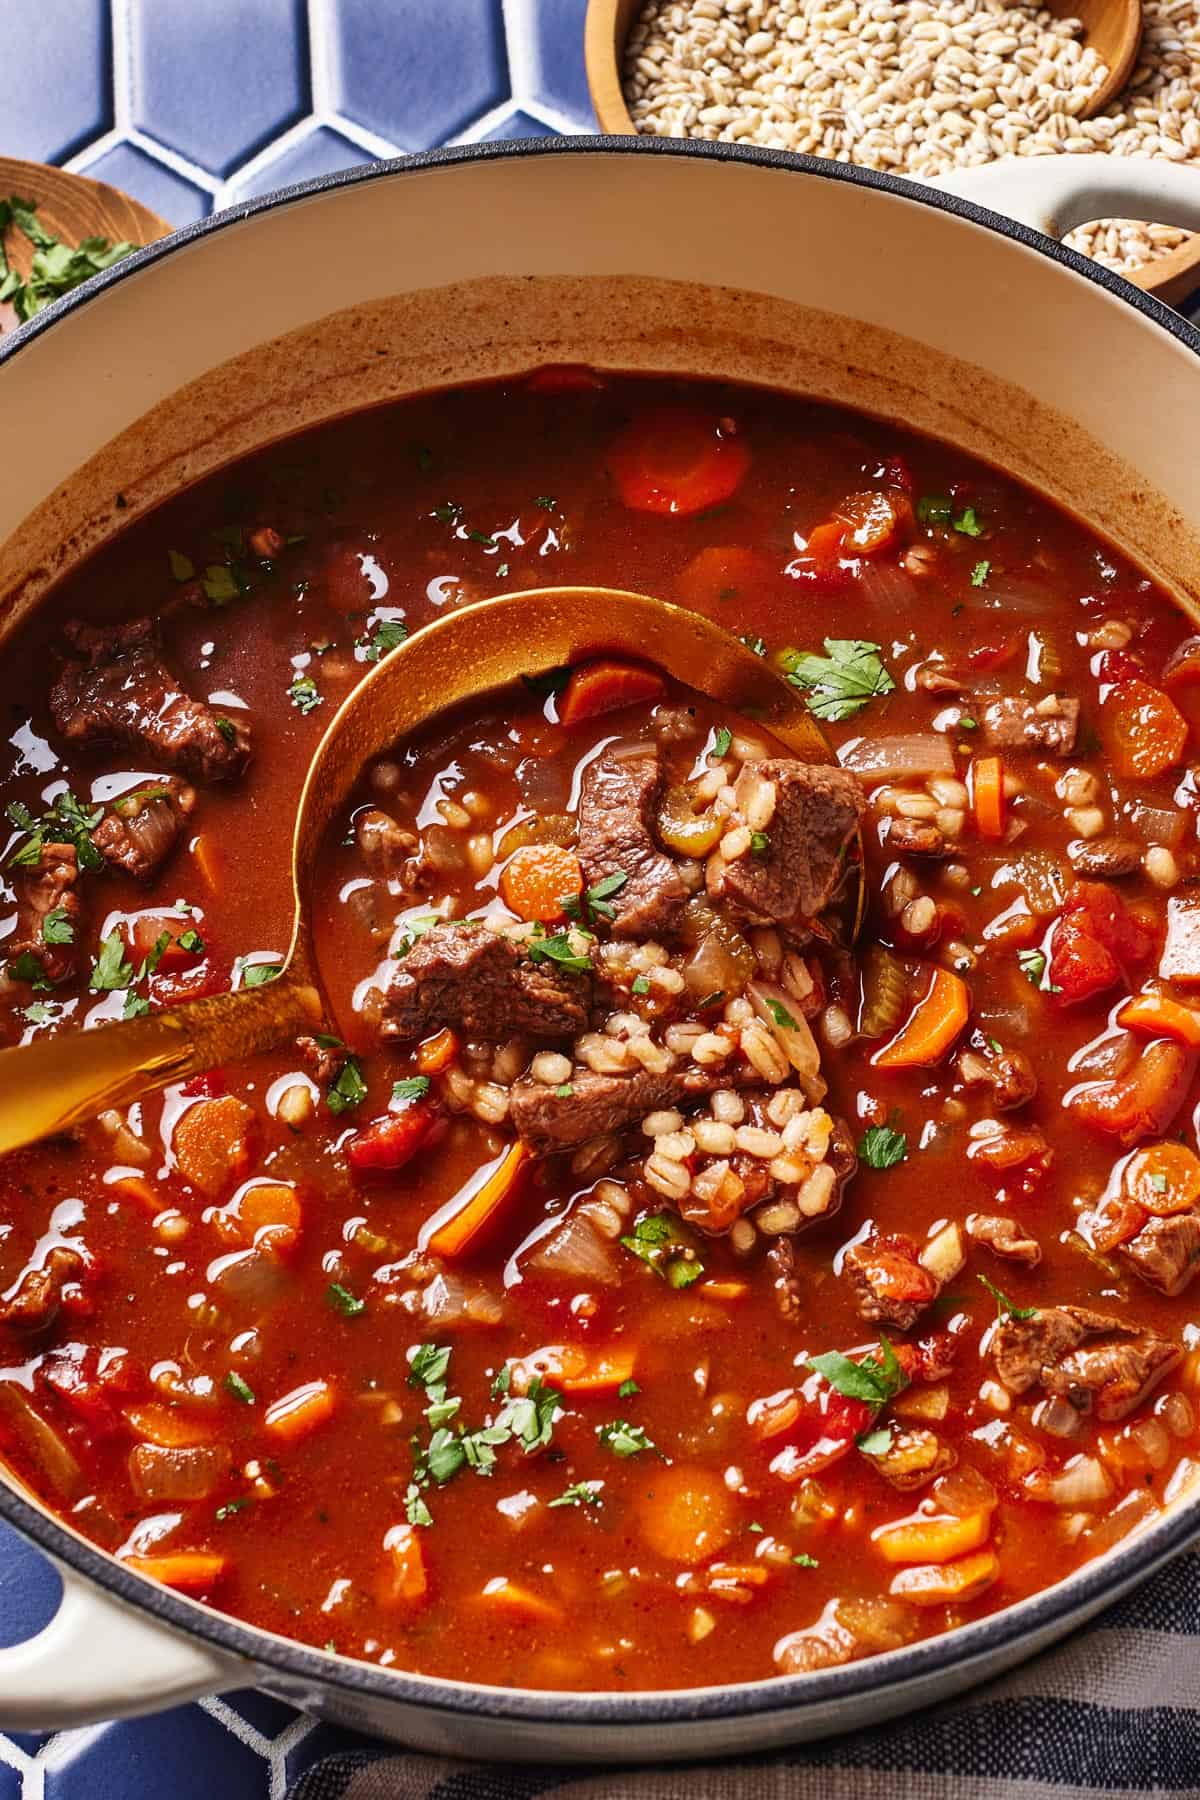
[{"xmin": 1, "ymin": 138, "xmax": 1200, "ymax": 1761}]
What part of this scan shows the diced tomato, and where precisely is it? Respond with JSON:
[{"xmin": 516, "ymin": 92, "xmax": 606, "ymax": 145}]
[
  {"xmin": 608, "ymin": 409, "xmax": 750, "ymax": 517},
  {"xmin": 751, "ymin": 1369, "xmax": 874, "ymax": 1483},
  {"xmin": 1097, "ymin": 646, "xmax": 1144, "ymax": 686},
  {"xmin": 1048, "ymin": 882, "xmax": 1155, "ymax": 1007},
  {"xmin": 125, "ymin": 914, "xmax": 203, "ymax": 973},
  {"xmin": 967, "ymin": 635, "xmax": 1021, "ymax": 671},
  {"xmin": 525, "ymin": 364, "xmax": 605, "ymax": 393},
  {"xmin": 804, "ymin": 519, "xmax": 848, "ymax": 562},
  {"xmin": 346, "ymin": 1101, "xmax": 441, "ymax": 1177},
  {"xmin": 1102, "ymin": 677, "xmax": 1189, "ymax": 779},
  {"xmin": 40, "ymin": 1344, "xmax": 140, "ymax": 1440},
  {"xmin": 1070, "ymin": 1039, "xmax": 1197, "ymax": 1148}
]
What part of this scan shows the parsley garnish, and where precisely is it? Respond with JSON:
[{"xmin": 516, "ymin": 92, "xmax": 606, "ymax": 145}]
[
  {"xmin": 327, "ymin": 1282, "xmax": 366, "ymax": 1318},
  {"xmin": 215, "ymin": 1498, "xmax": 252, "ymax": 1521},
  {"xmin": 618, "ymin": 1378, "xmax": 640, "ymax": 1399},
  {"xmin": 215, "ymin": 717, "xmax": 238, "ymax": 745},
  {"xmin": 41, "ymin": 908, "xmax": 73, "ymax": 946},
  {"xmin": 631, "ymin": 975, "xmax": 650, "ymax": 996},
  {"xmin": 597, "ymin": 1420, "xmax": 659, "ymax": 1459},
  {"xmin": 858, "ymin": 1121, "xmax": 908, "ymax": 1170},
  {"xmin": 89, "ymin": 932, "xmax": 134, "ymax": 992},
  {"xmin": 168, "ymin": 549, "xmax": 195, "ymax": 582},
  {"xmin": 711, "ymin": 726, "xmax": 732, "ymax": 759},
  {"xmin": 495, "ymin": 1377, "xmax": 561, "ymax": 1454},
  {"xmin": 224, "ymin": 1371, "xmax": 256, "ymax": 1405},
  {"xmin": 783, "ymin": 639, "xmax": 896, "ymax": 723},
  {"xmin": 554, "ymin": 1082, "xmax": 574, "ymax": 1098},
  {"xmin": 177, "ymin": 928, "xmax": 204, "ymax": 953},
  {"xmin": 856, "ymin": 1425, "xmax": 894, "ymax": 1456},
  {"xmin": 202, "ymin": 565, "xmax": 243, "ymax": 605},
  {"xmin": 740, "ymin": 634, "xmax": 767, "ymax": 658},
  {"xmin": 433, "ymin": 501, "xmax": 462, "ymax": 525},
  {"xmin": 359, "ymin": 618, "xmax": 407, "ymax": 662},
  {"xmin": 526, "ymin": 930, "xmax": 592, "ymax": 975},
  {"xmin": 409, "ymin": 1344, "xmax": 452, "ymax": 1393},
  {"xmin": 10, "ymin": 951, "xmax": 50, "ymax": 990},
  {"xmin": 5, "ymin": 790, "xmax": 104, "ymax": 874},
  {"xmin": 392, "ymin": 914, "xmax": 441, "ymax": 959},
  {"xmin": 1017, "ymin": 947, "xmax": 1047, "ymax": 988},
  {"xmin": 327, "ymin": 1056, "xmax": 367, "ymax": 1115},
  {"xmin": 620, "ymin": 1213, "xmax": 703, "ymax": 1289},
  {"xmin": 977, "ymin": 1273, "xmax": 1036, "ymax": 1320},
  {"xmin": 535, "ymin": 495, "xmax": 557, "ymax": 511},
  {"xmin": 288, "ymin": 672, "xmax": 323, "ymax": 714},
  {"xmin": 405, "ymin": 1482, "xmax": 433, "ymax": 1527},
  {"xmin": 917, "ymin": 494, "xmax": 953, "ymax": 526},
  {"xmin": 954, "ymin": 506, "xmax": 984, "ymax": 537},
  {"xmin": 750, "ymin": 830, "xmax": 771, "ymax": 857},
  {"xmin": 548, "ymin": 1480, "xmax": 603, "ymax": 1509},
  {"xmin": 970, "ymin": 560, "xmax": 991, "ymax": 587},
  {"xmin": 239, "ymin": 960, "xmax": 281, "ymax": 988},
  {"xmin": 807, "ymin": 1335, "xmax": 908, "ymax": 1408},
  {"xmin": 793, "ymin": 1552, "xmax": 820, "ymax": 1568},
  {"xmin": 392, "ymin": 1075, "xmax": 431, "ymax": 1104},
  {"xmin": 0, "ymin": 196, "xmax": 135, "ymax": 321},
  {"xmin": 765, "ymin": 996, "xmax": 797, "ymax": 1030},
  {"xmin": 562, "ymin": 869, "xmax": 628, "ymax": 927}
]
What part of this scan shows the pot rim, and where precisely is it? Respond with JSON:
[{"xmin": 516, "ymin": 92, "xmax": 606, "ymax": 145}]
[{"xmin": 2, "ymin": 131, "xmax": 1199, "ymax": 1726}]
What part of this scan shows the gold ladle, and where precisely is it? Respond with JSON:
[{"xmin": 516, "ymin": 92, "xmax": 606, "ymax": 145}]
[{"xmin": 0, "ymin": 587, "xmax": 852, "ymax": 1155}]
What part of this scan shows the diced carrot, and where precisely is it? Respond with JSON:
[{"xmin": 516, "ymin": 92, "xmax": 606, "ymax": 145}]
[
  {"xmin": 1103, "ymin": 677, "xmax": 1189, "ymax": 779},
  {"xmin": 675, "ymin": 545, "xmax": 771, "ymax": 609},
  {"xmin": 699, "ymin": 1280, "xmax": 751, "ymax": 1302},
  {"xmin": 379, "ymin": 1523, "xmax": 429, "ymax": 1606},
  {"xmin": 264, "ymin": 1378, "xmax": 336, "ymax": 1443},
  {"xmin": 477, "ymin": 1575, "xmax": 564, "ymax": 1624},
  {"xmin": 803, "ymin": 519, "xmax": 848, "ymax": 562},
  {"xmin": 416, "ymin": 1027, "xmax": 459, "ymax": 1074},
  {"xmin": 510, "ymin": 1342, "xmax": 635, "ymax": 1394},
  {"xmin": 122, "ymin": 1551, "xmax": 229, "ymax": 1593},
  {"xmin": 1123, "ymin": 1140, "xmax": 1200, "ymax": 1216},
  {"xmin": 424, "ymin": 1141, "xmax": 529, "ymax": 1259},
  {"xmin": 872, "ymin": 1508, "xmax": 991, "ymax": 1565},
  {"xmin": 608, "ymin": 408, "xmax": 750, "ymax": 517},
  {"xmin": 191, "ymin": 834, "xmax": 223, "ymax": 890},
  {"xmin": 499, "ymin": 844, "xmax": 584, "ymax": 923},
  {"xmin": 638, "ymin": 1465, "xmax": 734, "ymax": 1566},
  {"xmin": 1118, "ymin": 990, "xmax": 1200, "ymax": 1048},
  {"xmin": 873, "ymin": 967, "xmax": 970, "ymax": 1069},
  {"xmin": 557, "ymin": 658, "xmax": 665, "ymax": 727},
  {"xmin": 971, "ymin": 754, "xmax": 1006, "ymax": 841},
  {"xmin": 888, "ymin": 1549, "xmax": 1000, "ymax": 1606},
  {"xmin": 109, "ymin": 1174, "xmax": 165, "ymax": 1218},
  {"xmin": 832, "ymin": 490, "xmax": 908, "ymax": 556},
  {"xmin": 235, "ymin": 1180, "xmax": 303, "ymax": 1253},
  {"xmin": 124, "ymin": 1404, "xmax": 216, "ymax": 1449},
  {"xmin": 346, "ymin": 1101, "xmax": 442, "ymax": 1177},
  {"xmin": 173, "ymin": 1096, "xmax": 257, "ymax": 1199}
]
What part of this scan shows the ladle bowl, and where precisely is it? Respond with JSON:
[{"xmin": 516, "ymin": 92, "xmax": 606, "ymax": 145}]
[{"xmin": 0, "ymin": 586, "xmax": 852, "ymax": 1155}]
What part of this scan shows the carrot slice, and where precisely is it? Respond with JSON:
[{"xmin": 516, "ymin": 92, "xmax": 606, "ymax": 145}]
[
  {"xmin": 110, "ymin": 1174, "xmax": 166, "ymax": 1218},
  {"xmin": 425, "ymin": 1141, "xmax": 529, "ymax": 1259},
  {"xmin": 1123, "ymin": 1140, "xmax": 1200, "ymax": 1215},
  {"xmin": 264, "ymin": 1378, "xmax": 336, "ymax": 1443},
  {"xmin": 236, "ymin": 1180, "xmax": 303, "ymax": 1253},
  {"xmin": 499, "ymin": 844, "xmax": 584, "ymax": 923},
  {"xmin": 476, "ymin": 1576, "xmax": 563, "ymax": 1624},
  {"xmin": 191, "ymin": 833, "xmax": 223, "ymax": 890},
  {"xmin": 557, "ymin": 658, "xmax": 665, "ymax": 726},
  {"xmin": 416, "ymin": 1027, "xmax": 459, "ymax": 1074},
  {"xmin": 510, "ymin": 1343, "xmax": 635, "ymax": 1394},
  {"xmin": 173, "ymin": 1096, "xmax": 257, "ymax": 1199},
  {"xmin": 379, "ymin": 1523, "xmax": 429, "ymax": 1606},
  {"xmin": 802, "ymin": 519, "xmax": 848, "ymax": 563},
  {"xmin": 1103, "ymin": 677, "xmax": 1189, "ymax": 778},
  {"xmin": 873, "ymin": 967, "xmax": 970, "ymax": 1069},
  {"xmin": 122, "ymin": 1551, "xmax": 229, "ymax": 1593},
  {"xmin": 124, "ymin": 1404, "xmax": 216, "ymax": 1449},
  {"xmin": 1118, "ymin": 989, "xmax": 1200, "ymax": 1049},
  {"xmin": 638, "ymin": 1466, "xmax": 734, "ymax": 1566},
  {"xmin": 608, "ymin": 408, "xmax": 750, "ymax": 517},
  {"xmin": 971, "ymin": 754, "xmax": 1006, "ymax": 841}
]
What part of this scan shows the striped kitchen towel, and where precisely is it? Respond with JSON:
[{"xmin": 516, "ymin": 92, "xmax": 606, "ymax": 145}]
[{"xmin": 290, "ymin": 1549, "xmax": 1200, "ymax": 1799}]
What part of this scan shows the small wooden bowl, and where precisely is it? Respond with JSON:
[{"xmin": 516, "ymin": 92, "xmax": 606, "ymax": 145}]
[
  {"xmin": 583, "ymin": 0, "xmax": 1200, "ymax": 306},
  {"xmin": 0, "ymin": 158, "xmax": 171, "ymax": 331}
]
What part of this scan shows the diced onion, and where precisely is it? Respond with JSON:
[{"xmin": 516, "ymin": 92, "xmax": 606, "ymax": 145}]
[
  {"xmin": 931, "ymin": 1463, "xmax": 998, "ymax": 1518},
  {"xmin": 528, "ymin": 1209, "xmax": 618, "ymax": 1286},
  {"xmin": 855, "ymin": 562, "xmax": 919, "ymax": 613},
  {"xmin": 1032, "ymin": 1397, "xmax": 1082, "ymax": 1440},
  {"xmin": 129, "ymin": 1443, "xmax": 231, "ymax": 1503},
  {"xmin": 839, "ymin": 734, "xmax": 956, "ymax": 783},
  {"xmin": 0, "ymin": 1382, "xmax": 84, "ymax": 1499},
  {"xmin": 747, "ymin": 981, "xmax": 825, "ymax": 1100},
  {"xmin": 1034, "ymin": 1453, "xmax": 1113, "ymax": 1507},
  {"xmin": 919, "ymin": 1221, "xmax": 965, "ymax": 1285}
]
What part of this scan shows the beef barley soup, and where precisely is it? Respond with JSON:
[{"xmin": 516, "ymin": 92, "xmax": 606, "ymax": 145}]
[{"xmin": 4, "ymin": 371, "xmax": 1200, "ymax": 1692}]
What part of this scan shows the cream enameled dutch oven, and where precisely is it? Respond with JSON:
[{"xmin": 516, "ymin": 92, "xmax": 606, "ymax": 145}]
[{"xmin": 2, "ymin": 137, "xmax": 1200, "ymax": 1761}]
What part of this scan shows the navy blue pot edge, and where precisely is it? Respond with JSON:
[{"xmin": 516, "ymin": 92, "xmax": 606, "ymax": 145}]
[{"xmin": 1, "ymin": 129, "xmax": 1199, "ymax": 1733}]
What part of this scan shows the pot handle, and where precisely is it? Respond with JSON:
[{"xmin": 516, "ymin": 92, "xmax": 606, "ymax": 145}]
[
  {"xmin": 0, "ymin": 1561, "xmax": 247, "ymax": 1729},
  {"xmin": 923, "ymin": 155, "xmax": 1200, "ymax": 306}
]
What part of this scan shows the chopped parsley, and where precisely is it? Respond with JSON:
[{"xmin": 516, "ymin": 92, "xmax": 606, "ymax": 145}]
[
  {"xmin": 954, "ymin": 506, "xmax": 984, "ymax": 538},
  {"xmin": 793, "ymin": 1552, "xmax": 820, "ymax": 1568},
  {"xmin": 168, "ymin": 549, "xmax": 196, "ymax": 582},
  {"xmin": 916, "ymin": 494, "xmax": 953, "ymax": 527},
  {"xmin": 711, "ymin": 726, "xmax": 733, "ymax": 759},
  {"xmin": 782, "ymin": 639, "xmax": 895, "ymax": 723},
  {"xmin": 764, "ymin": 996, "xmax": 797, "ymax": 1030},
  {"xmin": 202, "ymin": 564, "xmax": 243, "ymax": 606},
  {"xmin": 858, "ymin": 1121, "xmax": 908, "ymax": 1170},
  {"xmin": 620, "ymin": 1213, "xmax": 703, "ymax": 1289},
  {"xmin": 215, "ymin": 717, "xmax": 238, "ymax": 745},
  {"xmin": 5, "ymin": 790, "xmax": 104, "ymax": 874},
  {"xmin": 554, "ymin": 1082, "xmax": 574, "ymax": 1098},
  {"xmin": 10, "ymin": 951, "xmax": 49, "ymax": 990},
  {"xmin": 618, "ymin": 1377, "xmax": 641, "ymax": 1399},
  {"xmin": 750, "ymin": 830, "xmax": 771, "ymax": 857},
  {"xmin": 326, "ymin": 1282, "xmax": 366, "ymax": 1318},
  {"xmin": 409, "ymin": 1343, "xmax": 452, "ymax": 1393},
  {"xmin": 432, "ymin": 501, "xmax": 463, "ymax": 525},
  {"xmin": 326, "ymin": 1055, "xmax": 368, "ymax": 1115},
  {"xmin": 177, "ymin": 927, "xmax": 205, "ymax": 954},
  {"xmin": 548, "ymin": 1480, "xmax": 603, "ymax": 1509},
  {"xmin": 562, "ymin": 870, "xmax": 628, "ymax": 927},
  {"xmin": 977, "ymin": 1273, "xmax": 1036, "ymax": 1320},
  {"xmin": 1017, "ymin": 946, "xmax": 1053, "ymax": 990},
  {"xmin": 970, "ymin": 560, "xmax": 991, "ymax": 587},
  {"xmin": 392, "ymin": 913, "xmax": 441, "ymax": 959},
  {"xmin": 41, "ymin": 908, "xmax": 74, "ymax": 946},
  {"xmin": 392, "ymin": 1075, "xmax": 431, "ymax": 1104},
  {"xmin": 597, "ymin": 1420, "xmax": 659, "ymax": 1459},
  {"xmin": 495, "ymin": 1377, "xmax": 561, "ymax": 1454},
  {"xmin": 215, "ymin": 1498, "xmax": 252, "ymax": 1521},
  {"xmin": 404, "ymin": 1483, "xmax": 433, "ymax": 1528},
  {"xmin": 224, "ymin": 1371, "xmax": 256, "ymax": 1405},
  {"xmin": 239, "ymin": 960, "xmax": 282, "ymax": 988},
  {"xmin": 358, "ymin": 618, "xmax": 407, "ymax": 662},
  {"xmin": 526, "ymin": 929, "xmax": 592, "ymax": 975},
  {"xmin": 89, "ymin": 932, "xmax": 134, "ymax": 992},
  {"xmin": 288, "ymin": 672, "xmax": 323, "ymax": 714},
  {"xmin": 631, "ymin": 975, "xmax": 651, "ymax": 997},
  {"xmin": 856, "ymin": 1425, "xmax": 894, "ymax": 1456},
  {"xmin": 0, "ymin": 196, "xmax": 135, "ymax": 321},
  {"xmin": 21, "ymin": 1000, "xmax": 55, "ymax": 1026},
  {"xmin": 740, "ymin": 634, "xmax": 767, "ymax": 658},
  {"xmin": 807, "ymin": 1334, "xmax": 908, "ymax": 1409}
]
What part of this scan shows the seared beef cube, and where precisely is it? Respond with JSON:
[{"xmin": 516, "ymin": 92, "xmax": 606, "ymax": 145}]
[
  {"xmin": 7, "ymin": 842, "xmax": 83, "ymax": 984},
  {"xmin": 708, "ymin": 759, "xmax": 864, "ymax": 924},
  {"xmin": 355, "ymin": 809, "xmax": 419, "ymax": 877},
  {"xmin": 884, "ymin": 816, "xmax": 949, "ymax": 859},
  {"xmin": 0, "ymin": 1247, "xmax": 87, "ymax": 1332},
  {"xmin": 50, "ymin": 618, "xmax": 251, "ymax": 783},
  {"xmin": 92, "ymin": 779, "xmax": 195, "ymax": 881},
  {"xmin": 841, "ymin": 1231, "xmax": 938, "ymax": 1331},
  {"xmin": 990, "ymin": 1304, "xmax": 1180, "ymax": 1420},
  {"xmin": 576, "ymin": 747, "xmax": 687, "ymax": 940},
  {"xmin": 980, "ymin": 696, "xmax": 1080, "ymax": 755},
  {"xmin": 965, "ymin": 1213, "xmax": 1041, "ymax": 1266},
  {"xmin": 1118, "ymin": 1212, "xmax": 1200, "ymax": 1297},
  {"xmin": 1069, "ymin": 835, "xmax": 1143, "ymax": 879},
  {"xmin": 510, "ymin": 1063, "xmax": 740, "ymax": 1153},
  {"xmin": 376, "ymin": 923, "xmax": 589, "ymax": 1043},
  {"xmin": 1159, "ymin": 894, "xmax": 1200, "ymax": 987}
]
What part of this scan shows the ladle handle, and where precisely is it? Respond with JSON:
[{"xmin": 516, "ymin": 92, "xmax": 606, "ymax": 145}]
[{"xmin": 0, "ymin": 978, "xmax": 322, "ymax": 1155}]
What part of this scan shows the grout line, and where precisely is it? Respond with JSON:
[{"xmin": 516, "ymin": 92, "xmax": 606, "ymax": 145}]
[
  {"xmin": 449, "ymin": 99, "xmax": 520, "ymax": 144},
  {"xmin": 322, "ymin": 113, "xmax": 407, "ymax": 160},
  {"xmin": 215, "ymin": 114, "xmax": 325, "ymax": 208},
  {"xmin": 122, "ymin": 128, "xmax": 221, "ymax": 195},
  {"xmin": 306, "ymin": 0, "xmax": 331, "ymax": 115}
]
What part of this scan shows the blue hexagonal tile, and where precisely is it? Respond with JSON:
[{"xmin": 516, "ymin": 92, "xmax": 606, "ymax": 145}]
[
  {"xmin": 0, "ymin": 1755, "xmax": 23, "ymax": 1800},
  {"xmin": 326, "ymin": 0, "xmax": 509, "ymax": 150},
  {"xmin": 510, "ymin": 0, "xmax": 597, "ymax": 129},
  {"xmin": 129, "ymin": 0, "xmax": 310, "ymax": 179},
  {"xmin": 0, "ymin": 1521, "xmax": 61, "ymax": 1649},
  {"xmin": 74, "ymin": 143, "xmax": 211, "ymax": 225},
  {"xmin": 44, "ymin": 1704, "xmax": 268, "ymax": 1799},
  {"xmin": 227, "ymin": 126, "xmax": 374, "ymax": 203},
  {"xmin": 2, "ymin": 0, "xmax": 112, "ymax": 163},
  {"xmin": 479, "ymin": 110, "xmax": 559, "ymax": 142}
]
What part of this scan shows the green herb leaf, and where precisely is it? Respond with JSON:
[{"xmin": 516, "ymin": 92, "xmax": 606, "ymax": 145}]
[
  {"xmin": 917, "ymin": 494, "xmax": 953, "ymax": 526},
  {"xmin": 202, "ymin": 564, "xmax": 242, "ymax": 606},
  {"xmin": 1017, "ymin": 947, "xmax": 1047, "ymax": 988},
  {"xmin": 177, "ymin": 928, "xmax": 205, "ymax": 954},
  {"xmin": 240, "ymin": 961, "xmax": 281, "ymax": 988},
  {"xmin": 711, "ymin": 726, "xmax": 732, "ymax": 759},
  {"xmin": 404, "ymin": 1482, "xmax": 433, "ymax": 1527},
  {"xmin": 409, "ymin": 1344, "xmax": 452, "ymax": 1392},
  {"xmin": 954, "ymin": 506, "xmax": 984, "ymax": 538},
  {"xmin": 216, "ymin": 717, "xmax": 238, "ymax": 745},
  {"xmin": 749, "ymin": 830, "xmax": 771, "ymax": 857},
  {"xmin": 526, "ymin": 931, "xmax": 592, "ymax": 975},
  {"xmin": 856, "ymin": 1425, "xmax": 894, "ymax": 1456},
  {"xmin": 617, "ymin": 1377, "xmax": 640, "ymax": 1399},
  {"xmin": 41, "ymin": 908, "xmax": 74, "ymax": 946},
  {"xmin": 793, "ymin": 1552, "xmax": 820, "ymax": 1568},
  {"xmin": 327, "ymin": 1055, "xmax": 367, "ymax": 1115},
  {"xmin": 597, "ymin": 1420, "xmax": 659, "ymax": 1459},
  {"xmin": 765, "ymin": 996, "xmax": 797, "ymax": 1030},
  {"xmin": 563, "ymin": 869, "xmax": 629, "ymax": 926},
  {"xmin": 970, "ymin": 560, "xmax": 991, "ymax": 587},
  {"xmin": 807, "ymin": 1334, "xmax": 909, "ymax": 1409},
  {"xmin": 977, "ymin": 1273, "xmax": 1037, "ymax": 1320},
  {"xmin": 548, "ymin": 1480, "xmax": 603, "ymax": 1509},
  {"xmin": 631, "ymin": 975, "xmax": 650, "ymax": 996},
  {"xmin": 535, "ymin": 495, "xmax": 557, "ymax": 511},
  {"xmin": 392, "ymin": 1075, "xmax": 431, "ymax": 1104},
  {"xmin": 554, "ymin": 1083, "xmax": 574, "ymax": 1098},
  {"xmin": 215, "ymin": 1497, "xmax": 253, "ymax": 1521},
  {"xmin": 740, "ymin": 634, "xmax": 767, "ymax": 658},
  {"xmin": 122, "ymin": 991, "xmax": 151, "ymax": 1019},
  {"xmin": 858, "ymin": 1122, "xmax": 908, "ymax": 1170},
  {"xmin": 783, "ymin": 638, "xmax": 896, "ymax": 723},
  {"xmin": 359, "ymin": 618, "xmax": 407, "ymax": 662},
  {"xmin": 621, "ymin": 1213, "xmax": 704, "ymax": 1289},
  {"xmin": 224, "ymin": 1371, "xmax": 256, "ymax": 1405},
  {"xmin": 288, "ymin": 672, "xmax": 323, "ymax": 714},
  {"xmin": 89, "ymin": 932, "xmax": 134, "ymax": 992},
  {"xmin": 327, "ymin": 1282, "xmax": 366, "ymax": 1318},
  {"xmin": 495, "ymin": 1377, "xmax": 561, "ymax": 1454}
]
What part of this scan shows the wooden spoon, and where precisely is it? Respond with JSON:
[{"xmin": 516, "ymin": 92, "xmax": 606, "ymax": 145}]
[
  {"xmin": 0, "ymin": 157, "xmax": 171, "ymax": 331},
  {"xmin": 0, "ymin": 588, "xmax": 856, "ymax": 1154}
]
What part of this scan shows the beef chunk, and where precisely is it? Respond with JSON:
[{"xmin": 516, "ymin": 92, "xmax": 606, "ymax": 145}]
[
  {"xmin": 355, "ymin": 809, "xmax": 419, "ymax": 877},
  {"xmin": 1070, "ymin": 835, "xmax": 1143, "ymax": 879},
  {"xmin": 50, "ymin": 619, "xmax": 251, "ymax": 783},
  {"xmin": 957, "ymin": 1042, "xmax": 1037, "ymax": 1111},
  {"xmin": 1118, "ymin": 1211, "xmax": 1200, "ymax": 1297},
  {"xmin": 709, "ymin": 759, "xmax": 864, "ymax": 924},
  {"xmin": 966, "ymin": 1213, "xmax": 1041, "ymax": 1266},
  {"xmin": 767, "ymin": 1237, "xmax": 803, "ymax": 1322},
  {"xmin": 990, "ymin": 1304, "xmax": 1180, "ymax": 1421},
  {"xmin": 841, "ymin": 1231, "xmax": 938, "ymax": 1331},
  {"xmin": 884, "ymin": 816, "xmax": 949, "ymax": 859},
  {"xmin": 980, "ymin": 695, "xmax": 1079, "ymax": 755},
  {"xmin": 0, "ymin": 1247, "xmax": 87, "ymax": 1332},
  {"xmin": 92, "ymin": 779, "xmax": 195, "ymax": 881},
  {"xmin": 510, "ymin": 1063, "xmax": 741, "ymax": 1153},
  {"xmin": 7, "ymin": 842, "xmax": 82, "ymax": 984},
  {"xmin": 297, "ymin": 1034, "xmax": 349, "ymax": 1085},
  {"xmin": 576, "ymin": 747, "xmax": 687, "ymax": 940},
  {"xmin": 375, "ymin": 923, "xmax": 589, "ymax": 1043},
  {"xmin": 1159, "ymin": 894, "xmax": 1200, "ymax": 987}
]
